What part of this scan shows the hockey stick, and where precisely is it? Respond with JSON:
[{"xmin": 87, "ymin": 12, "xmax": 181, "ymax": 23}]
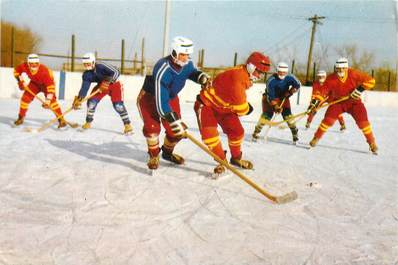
[
  {"xmin": 22, "ymin": 85, "xmax": 79, "ymax": 128},
  {"xmin": 26, "ymin": 90, "xmax": 101, "ymax": 133},
  {"xmin": 186, "ymin": 132, "xmax": 298, "ymax": 204},
  {"xmin": 263, "ymin": 97, "xmax": 286, "ymax": 141},
  {"xmin": 265, "ymin": 96, "xmax": 350, "ymax": 127}
]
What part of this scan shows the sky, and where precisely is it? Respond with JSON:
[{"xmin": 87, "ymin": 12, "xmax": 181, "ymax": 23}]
[{"xmin": 1, "ymin": 0, "xmax": 397, "ymax": 71}]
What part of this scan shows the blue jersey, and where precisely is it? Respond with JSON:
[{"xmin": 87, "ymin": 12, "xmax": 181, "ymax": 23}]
[
  {"xmin": 78, "ymin": 62, "xmax": 120, "ymax": 98},
  {"xmin": 143, "ymin": 55, "xmax": 203, "ymax": 118},
  {"xmin": 266, "ymin": 73, "xmax": 301, "ymax": 102}
]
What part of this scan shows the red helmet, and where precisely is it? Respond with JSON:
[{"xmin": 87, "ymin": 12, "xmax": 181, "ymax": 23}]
[
  {"xmin": 246, "ymin": 52, "xmax": 271, "ymax": 73},
  {"xmin": 246, "ymin": 52, "xmax": 271, "ymax": 80}
]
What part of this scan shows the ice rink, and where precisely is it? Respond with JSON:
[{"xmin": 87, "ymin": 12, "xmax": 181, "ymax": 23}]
[{"xmin": 0, "ymin": 98, "xmax": 397, "ymax": 265}]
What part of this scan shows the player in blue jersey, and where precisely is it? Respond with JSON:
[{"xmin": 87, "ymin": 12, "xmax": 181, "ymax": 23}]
[
  {"xmin": 137, "ymin": 36, "xmax": 211, "ymax": 170},
  {"xmin": 252, "ymin": 62, "xmax": 301, "ymax": 143},
  {"xmin": 72, "ymin": 53, "xmax": 133, "ymax": 134}
]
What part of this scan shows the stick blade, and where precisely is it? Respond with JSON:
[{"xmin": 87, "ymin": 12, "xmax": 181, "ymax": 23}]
[{"xmin": 275, "ymin": 191, "xmax": 298, "ymax": 204}]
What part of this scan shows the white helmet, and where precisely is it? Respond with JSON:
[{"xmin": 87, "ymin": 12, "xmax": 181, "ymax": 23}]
[
  {"xmin": 276, "ymin": 62, "xmax": 289, "ymax": 79},
  {"xmin": 27, "ymin": 54, "xmax": 40, "ymax": 63},
  {"xmin": 335, "ymin": 57, "xmax": 348, "ymax": 68},
  {"xmin": 27, "ymin": 54, "xmax": 40, "ymax": 71},
  {"xmin": 82, "ymin": 52, "xmax": 96, "ymax": 70},
  {"xmin": 317, "ymin": 70, "xmax": 327, "ymax": 77},
  {"xmin": 171, "ymin": 36, "xmax": 194, "ymax": 66}
]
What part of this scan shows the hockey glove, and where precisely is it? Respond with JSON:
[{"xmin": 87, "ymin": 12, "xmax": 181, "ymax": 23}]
[
  {"xmin": 246, "ymin": 103, "xmax": 254, "ymax": 115},
  {"xmin": 350, "ymin": 86, "xmax": 365, "ymax": 100},
  {"xmin": 307, "ymin": 99, "xmax": 320, "ymax": 114},
  {"xmin": 99, "ymin": 81, "xmax": 110, "ymax": 92},
  {"xmin": 17, "ymin": 81, "xmax": 26, "ymax": 91},
  {"xmin": 284, "ymin": 87, "xmax": 298, "ymax": 98},
  {"xmin": 198, "ymin": 73, "xmax": 212, "ymax": 89},
  {"xmin": 271, "ymin": 100, "xmax": 283, "ymax": 113},
  {"xmin": 72, "ymin": 96, "xmax": 83, "ymax": 110},
  {"xmin": 164, "ymin": 111, "xmax": 188, "ymax": 138},
  {"xmin": 42, "ymin": 94, "xmax": 54, "ymax": 109}
]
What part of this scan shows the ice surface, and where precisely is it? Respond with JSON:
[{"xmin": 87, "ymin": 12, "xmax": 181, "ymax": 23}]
[{"xmin": 0, "ymin": 98, "xmax": 397, "ymax": 265}]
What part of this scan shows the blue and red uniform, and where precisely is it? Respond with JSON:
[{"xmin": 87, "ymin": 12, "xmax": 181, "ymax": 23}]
[
  {"xmin": 137, "ymin": 55, "xmax": 205, "ymax": 157},
  {"xmin": 78, "ymin": 62, "xmax": 130, "ymax": 125}
]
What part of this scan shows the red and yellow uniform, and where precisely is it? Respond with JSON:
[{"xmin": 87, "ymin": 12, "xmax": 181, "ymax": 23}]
[
  {"xmin": 194, "ymin": 65, "xmax": 252, "ymax": 161},
  {"xmin": 14, "ymin": 62, "xmax": 63, "ymax": 118},
  {"xmin": 307, "ymin": 80, "xmax": 345, "ymax": 126},
  {"xmin": 313, "ymin": 68, "xmax": 376, "ymax": 145}
]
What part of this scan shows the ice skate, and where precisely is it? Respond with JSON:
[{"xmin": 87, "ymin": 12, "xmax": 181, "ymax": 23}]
[
  {"xmin": 58, "ymin": 117, "xmax": 67, "ymax": 129},
  {"xmin": 309, "ymin": 137, "xmax": 319, "ymax": 147},
  {"xmin": 14, "ymin": 115, "xmax": 24, "ymax": 126},
  {"xmin": 123, "ymin": 123, "xmax": 133, "ymax": 135},
  {"xmin": 305, "ymin": 121, "xmax": 310, "ymax": 129},
  {"xmin": 369, "ymin": 142, "xmax": 378, "ymax": 155},
  {"xmin": 230, "ymin": 154, "xmax": 253, "ymax": 169},
  {"xmin": 82, "ymin": 122, "xmax": 91, "ymax": 130},
  {"xmin": 208, "ymin": 163, "xmax": 227, "ymax": 179},
  {"xmin": 147, "ymin": 155, "xmax": 160, "ymax": 170},
  {"xmin": 340, "ymin": 124, "xmax": 346, "ymax": 132},
  {"xmin": 161, "ymin": 146, "xmax": 184, "ymax": 165}
]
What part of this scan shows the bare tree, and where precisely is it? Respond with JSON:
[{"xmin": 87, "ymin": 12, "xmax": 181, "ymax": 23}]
[
  {"xmin": 1, "ymin": 20, "xmax": 42, "ymax": 67},
  {"xmin": 335, "ymin": 44, "xmax": 374, "ymax": 71}
]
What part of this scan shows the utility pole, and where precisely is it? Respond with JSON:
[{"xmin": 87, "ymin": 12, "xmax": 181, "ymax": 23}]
[
  {"xmin": 162, "ymin": 0, "xmax": 171, "ymax": 57},
  {"xmin": 305, "ymin": 14, "xmax": 325, "ymax": 85}
]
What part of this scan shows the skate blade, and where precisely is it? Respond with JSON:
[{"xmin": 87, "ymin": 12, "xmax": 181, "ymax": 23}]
[{"xmin": 207, "ymin": 172, "xmax": 230, "ymax": 180}]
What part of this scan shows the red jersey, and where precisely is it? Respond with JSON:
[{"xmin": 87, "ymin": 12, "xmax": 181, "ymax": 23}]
[
  {"xmin": 14, "ymin": 63, "xmax": 56, "ymax": 95},
  {"xmin": 311, "ymin": 80, "xmax": 329, "ymax": 102},
  {"xmin": 323, "ymin": 68, "xmax": 375, "ymax": 101},
  {"xmin": 200, "ymin": 66, "xmax": 252, "ymax": 116}
]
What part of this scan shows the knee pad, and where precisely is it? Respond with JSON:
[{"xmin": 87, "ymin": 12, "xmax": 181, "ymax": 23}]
[
  {"xmin": 87, "ymin": 99, "xmax": 98, "ymax": 111},
  {"xmin": 113, "ymin": 102, "xmax": 126, "ymax": 113}
]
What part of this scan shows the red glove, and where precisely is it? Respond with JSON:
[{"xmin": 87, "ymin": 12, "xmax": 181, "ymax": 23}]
[{"xmin": 18, "ymin": 81, "xmax": 26, "ymax": 91}]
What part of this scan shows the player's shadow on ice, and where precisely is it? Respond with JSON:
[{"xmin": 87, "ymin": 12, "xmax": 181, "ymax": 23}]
[
  {"xmin": 46, "ymin": 139, "xmax": 150, "ymax": 175},
  {"xmin": 0, "ymin": 115, "xmax": 48, "ymax": 127}
]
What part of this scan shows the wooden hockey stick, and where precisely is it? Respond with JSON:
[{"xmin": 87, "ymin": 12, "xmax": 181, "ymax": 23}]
[
  {"xmin": 263, "ymin": 97, "xmax": 286, "ymax": 141},
  {"xmin": 186, "ymin": 132, "xmax": 298, "ymax": 204},
  {"xmin": 26, "ymin": 90, "xmax": 101, "ymax": 133},
  {"xmin": 265, "ymin": 96, "xmax": 350, "ymax": 127},
  {"xmin": 22, "ymin": 85, "xmax": 79, "ymax": 128}
]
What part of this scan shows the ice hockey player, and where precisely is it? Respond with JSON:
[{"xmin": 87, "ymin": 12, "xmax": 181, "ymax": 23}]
[
  {"xmin": 13, "ymin": 54, "xmax": 67, "ymax": 128},
  {"xmin": 72, "ymin": 53, "xmax": 133, "ymax": 134},
  {"xmin": 136, "ymin": 36, "xmax": 211, "ymax": 170},
  {"xmin": 309, "ymin": 57, "xmax": 378, "ymax": 154},
  {"xmin": 194, "ymin": 51, "xmax": 271, "ymax": 175},
  {"xmin": 306, "ymin": 70, "xmax": 346, "ymax": 131},
  {"xmin": 252, "ymin": 62, "xmax": 301, "ymax": 143}
]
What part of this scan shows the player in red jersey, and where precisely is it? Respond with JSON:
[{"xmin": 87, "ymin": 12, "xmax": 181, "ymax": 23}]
[
  {"xmin": 306, "ymin": 70, "xmax": 346, "ymax": 131},
  {"xmin": 194, "ymin": 52, "xmax": 271, "ymax": 175},
  {"xmin": 309, "ymin": 58, "xmax": 378, "ymax": 154},
  {"xmin": 13, "ymin": 54, "xmax": 66, "ymax": 128}
]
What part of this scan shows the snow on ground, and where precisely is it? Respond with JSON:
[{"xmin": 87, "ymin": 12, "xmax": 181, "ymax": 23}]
[{"xmin": 0, "ymin": 98, "xmax": 397, "ymax": 265}]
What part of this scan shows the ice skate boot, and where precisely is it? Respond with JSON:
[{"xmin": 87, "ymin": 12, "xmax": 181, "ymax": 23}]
[
  {"xmin": 14, "ymin": 115, "xmax": 24, "ymax": 126},
  {"xmin": 123, "ymin": 123, "xmax": 133, "ymax": 134},
  {"xmin": 230, "ymin": 153, "xmax": 253, "ymax": 169},
  {"xmin": 161, "ymin": 146, "xmax": 185, "ymax": 165},
  {"xmin": 58, "ymin": 117, "xmax": 67, "ymax": 128},
  {"xmin": 309, "ymin": 137, "xmax": 319, "ymax": 147},
  {"xmin": 340, "ymin": 124, "xmax": 346, "ymax": 132},
  {"xmin": 369, "ymin": 142, "xmax": 378, "ymax": 155},
  {"xmin": 82, "ymin": 122, "xmax": 91, "ymax": 130},
  {"xmin": 147, "ymin": 155, "xmax": 160, "ymax": 170}
]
